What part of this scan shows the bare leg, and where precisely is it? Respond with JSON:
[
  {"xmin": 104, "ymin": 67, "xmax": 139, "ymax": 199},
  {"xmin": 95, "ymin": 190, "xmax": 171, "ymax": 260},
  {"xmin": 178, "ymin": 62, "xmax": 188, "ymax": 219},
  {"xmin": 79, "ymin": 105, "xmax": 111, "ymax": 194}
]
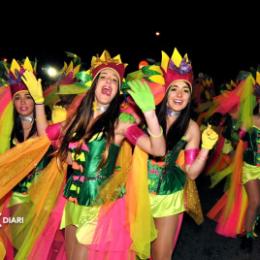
[
  {"xmin": 151, "ymin": 214, "xmax": 181, "ymax": 260},
  {"xmin": 244, "ymin": 179, "xmax": 260, "ymax": 232},
  {"xmin": 65, "ymin": 225, "xmax": 77, "ymax": 260},
  {"xmin": 71, "ymin": 241, "xmax": 88, "ymax": 260}
]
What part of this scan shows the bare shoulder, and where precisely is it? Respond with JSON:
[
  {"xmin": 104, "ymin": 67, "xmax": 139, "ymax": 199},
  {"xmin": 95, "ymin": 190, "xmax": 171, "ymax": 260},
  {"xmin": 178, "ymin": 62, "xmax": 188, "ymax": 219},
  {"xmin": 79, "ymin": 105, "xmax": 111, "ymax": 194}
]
[
  {"xmin": 185, "ymin": 119, "xmax": 201, "ymax": 147},
  {"xmin": 188, "ymin": 119, "xmax": 200, "ymax": 134}
]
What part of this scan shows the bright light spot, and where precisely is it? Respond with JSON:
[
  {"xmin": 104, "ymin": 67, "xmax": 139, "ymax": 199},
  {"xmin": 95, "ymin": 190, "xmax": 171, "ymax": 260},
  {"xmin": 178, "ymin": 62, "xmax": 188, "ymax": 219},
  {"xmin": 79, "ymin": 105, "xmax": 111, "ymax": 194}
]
[
  {"xmin": 155, "ymin": 31, "xmax": 160, "ymax": 37},
  {"xmin": 42, "ymin": 66, "xmax": 59, "ymax": 78},
  {"xmin": 47, "ymin": 67, "xmax": 58, "ymax": 77}
]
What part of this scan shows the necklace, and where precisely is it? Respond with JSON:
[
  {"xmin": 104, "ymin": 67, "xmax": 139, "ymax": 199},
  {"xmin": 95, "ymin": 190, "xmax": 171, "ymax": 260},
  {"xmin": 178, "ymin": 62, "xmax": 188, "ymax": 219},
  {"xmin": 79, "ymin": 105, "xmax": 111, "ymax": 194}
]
[
  {"xmin": 97, "ymin": 104, "xmax": 109, "ymax": 113},
  {"xmin": 20, "ymin": 115, "xmax": 34, "ymax": 123},
  {"xmin": 93, "ymin": 100, "xmax": 109, "ymax": 113},
  {"xmin": 166, "ymin": 108, "xmax": 181, "ymax": 117}
]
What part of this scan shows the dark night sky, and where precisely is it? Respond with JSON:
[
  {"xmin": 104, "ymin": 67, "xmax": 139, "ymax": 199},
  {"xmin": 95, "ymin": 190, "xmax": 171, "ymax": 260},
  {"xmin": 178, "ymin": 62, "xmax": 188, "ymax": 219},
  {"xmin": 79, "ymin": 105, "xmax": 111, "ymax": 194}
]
[{"xmin": 1, "ymin": 5, "xmax": 259, "ymax": 86}]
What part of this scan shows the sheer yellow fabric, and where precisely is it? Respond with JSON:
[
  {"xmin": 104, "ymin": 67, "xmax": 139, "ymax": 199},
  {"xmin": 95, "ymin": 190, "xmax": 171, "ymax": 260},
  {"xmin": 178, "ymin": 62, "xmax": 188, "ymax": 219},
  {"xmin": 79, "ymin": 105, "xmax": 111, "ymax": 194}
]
[
  {"xmin": 0, "ymin": 102, "xmax": 13, "ymax": 154},
  {"xmin": 11, "ymin": 157, "xmax": 67, "ymax": 259},
  {"xmin": 0, "ymin": 136, "xmax": 51, "ymax": 199},
  {"xmin": 239, "ymin": 75, "xmax": 255, "ymax": 130},
  {"xmin": 98, "ymin": 141, "xmax": 132, "ymax": 203},
  {"xmin": 0, "ymin": 196, "xmax": 10, "ymax": 260},
  {"xmin": 224, "ymin": 140, "xmax": 244, "ymax": 218},
  {"xmin": 0, "ymin": 241, "xmax": 6, "ymax": 260},
  {"xmin": 126, "ymin": 146, "xmax": 157, "ymax": 259}
]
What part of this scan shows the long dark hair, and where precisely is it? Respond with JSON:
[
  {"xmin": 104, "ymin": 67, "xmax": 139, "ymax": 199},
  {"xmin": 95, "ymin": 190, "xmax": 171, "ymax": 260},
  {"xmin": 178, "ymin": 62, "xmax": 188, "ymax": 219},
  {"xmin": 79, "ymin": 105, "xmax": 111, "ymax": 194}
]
[
  {"xmin": 11, "ymin": 109, "xmax": 37, "ymax": 145},
  {"xmin": 253, "ymin": 103, "xmax": 260, "ymax": 115},
  {"xmin": 157, "ymin": 88, "xmax": 191, "ymax": 151},
  {"xmin": 58, "ymin": 75, "xmax": 122, "ymax": 165}
]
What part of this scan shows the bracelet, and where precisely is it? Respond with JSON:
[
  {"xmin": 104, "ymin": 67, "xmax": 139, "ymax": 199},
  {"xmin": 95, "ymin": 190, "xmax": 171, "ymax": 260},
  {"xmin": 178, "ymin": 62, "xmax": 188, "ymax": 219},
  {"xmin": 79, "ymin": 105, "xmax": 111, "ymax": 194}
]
[{"xmin": 147, "ymin": 126, "xmax": 163, "ymax": 138}]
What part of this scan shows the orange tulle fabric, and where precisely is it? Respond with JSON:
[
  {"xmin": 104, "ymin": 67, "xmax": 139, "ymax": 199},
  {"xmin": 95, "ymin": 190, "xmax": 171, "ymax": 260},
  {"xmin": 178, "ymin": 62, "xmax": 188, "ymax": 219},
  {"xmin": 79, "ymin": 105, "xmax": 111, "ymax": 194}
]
[{"xmin": 0, "ymin": 136, "xmax": 51, "ymax": 199}]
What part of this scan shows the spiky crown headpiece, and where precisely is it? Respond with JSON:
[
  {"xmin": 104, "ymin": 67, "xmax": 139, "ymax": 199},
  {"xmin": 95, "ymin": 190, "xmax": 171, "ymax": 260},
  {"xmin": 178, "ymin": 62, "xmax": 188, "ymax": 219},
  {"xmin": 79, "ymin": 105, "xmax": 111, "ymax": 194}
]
[
  {"xmin": 55, "ymin": 61, "xmax": 89, "ymax": 95},
  {"xmin": 59, "ymin": 61, "xmax": 81, "ymax": 85},
  {"xmin": 90, "ymin": 50, "xmax": 127, "ymax": 84},
  {"xmin": 161, "ymin": 48, "xmax": 193, "ymax": 92},
  {"xmin": 8, "ymin": 57, "xmax": 36, "ymax": 96}
]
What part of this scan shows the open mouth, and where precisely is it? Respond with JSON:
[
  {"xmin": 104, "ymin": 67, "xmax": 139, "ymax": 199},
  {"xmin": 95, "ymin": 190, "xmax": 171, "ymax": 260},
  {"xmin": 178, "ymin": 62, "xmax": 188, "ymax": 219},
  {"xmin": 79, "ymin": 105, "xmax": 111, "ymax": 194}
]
[
  {"xmin": 173, "ymin": 99, "xmax": 184, "ymax": 105},
  {"xmin": 19, "ymin": 107, "xmax": 29, "ymax": 112},
  {"xmin": 101, "ymin": 85, "xmax": 112, "ymax": 96}
]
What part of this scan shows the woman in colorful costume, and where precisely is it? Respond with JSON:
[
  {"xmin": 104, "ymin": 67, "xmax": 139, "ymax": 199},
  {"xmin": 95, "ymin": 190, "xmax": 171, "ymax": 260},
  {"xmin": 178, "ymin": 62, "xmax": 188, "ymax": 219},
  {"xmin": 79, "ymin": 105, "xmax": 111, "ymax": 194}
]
[
  {"xmin": 130, "ymin": 48, "xmax": 218, "ymax": 260},
  {"xmin": 207, "ymin": 71, "xmax": 259, "ymax": 253},
  {"xmin": 239, "ymin": 72, "xmax": 260, "ymax": 251},
  {"xmin": 0, "ymin": 57, "xmax": 52, "ymax": 259},
  {"xmin": 55, "ymin": 50, "xmax": 166, "ymax": 259},
  {"xmin": 240, "ymin": 99, "xmax": 260, "ymax": 251}
]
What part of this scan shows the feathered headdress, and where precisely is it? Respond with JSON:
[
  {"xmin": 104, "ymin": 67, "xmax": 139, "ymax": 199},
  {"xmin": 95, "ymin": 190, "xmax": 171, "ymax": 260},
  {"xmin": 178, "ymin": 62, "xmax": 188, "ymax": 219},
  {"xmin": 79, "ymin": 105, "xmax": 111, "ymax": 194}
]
[
  {"xmin": 126, "ymin": 64, "xmax": 165, "ymax": 105},
  {"xmin": 8, "ymin": 57, "xmax": 35, "ymax": 95},
  {"xmin": 44, "ymin": 61, "xmax": 92, "ymax": 107},
  {"xmin": 161, "ymin": 48, "xmax": 193, "ymax": 92},
  {"xmin": 90, "ymin": 50, "xmax": 127, "ymax": 85},
  {"xmin": 56, "ymin": 61, "xmax": 89, "ymax": 95}
]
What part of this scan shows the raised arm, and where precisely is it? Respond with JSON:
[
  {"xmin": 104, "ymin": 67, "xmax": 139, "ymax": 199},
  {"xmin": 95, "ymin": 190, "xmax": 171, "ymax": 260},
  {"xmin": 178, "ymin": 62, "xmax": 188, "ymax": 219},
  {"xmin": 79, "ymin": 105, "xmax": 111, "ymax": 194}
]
[
  {"xmin": 126, "ymin": 80, "xmax": 165, "ymax": 157},
  {"xmin": 22, "ymin": 71, "xmax": 48, "ymax": 136},
  {"xmin": 185, "ymin": 123, "xmax": 219, "ymax": 180}
]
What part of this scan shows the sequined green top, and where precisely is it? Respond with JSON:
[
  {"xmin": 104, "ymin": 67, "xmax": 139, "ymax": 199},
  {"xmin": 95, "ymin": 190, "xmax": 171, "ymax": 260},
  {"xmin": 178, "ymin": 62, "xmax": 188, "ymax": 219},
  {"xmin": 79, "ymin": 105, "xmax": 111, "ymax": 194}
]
[
  {"xmin": 64, "ymin": 136, "xmax": 120, "ymax": 206},
  {"xmin": 244, "ymin": 126, "xmax": 260, "ymax": 166},
  {"xmin": 148, "ymin": 138, "xmax": 187, "ymax": 195}
]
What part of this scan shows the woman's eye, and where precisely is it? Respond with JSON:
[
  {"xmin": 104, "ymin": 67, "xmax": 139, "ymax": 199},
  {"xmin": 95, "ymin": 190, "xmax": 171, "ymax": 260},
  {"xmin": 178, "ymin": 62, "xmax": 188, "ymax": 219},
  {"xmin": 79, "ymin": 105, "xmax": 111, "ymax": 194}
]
[{"xmin": 112, "ymin": 78, "xmax": 118, "ymax": 83}]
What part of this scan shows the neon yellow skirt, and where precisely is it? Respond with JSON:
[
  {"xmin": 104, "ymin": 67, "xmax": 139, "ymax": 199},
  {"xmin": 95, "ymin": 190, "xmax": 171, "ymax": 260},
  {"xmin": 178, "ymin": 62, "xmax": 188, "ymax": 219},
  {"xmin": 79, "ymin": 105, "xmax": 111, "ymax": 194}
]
[
  {"xmin": 149, "ymin": 190, "xmax": 185, "ymax": 218},
  {"xmin": 242, "ymin": 162, "xmax": 260, "ymax": 184},
  {"xmin": 60, "ymin": 201, "xmax": 101, "ymax": 244}
]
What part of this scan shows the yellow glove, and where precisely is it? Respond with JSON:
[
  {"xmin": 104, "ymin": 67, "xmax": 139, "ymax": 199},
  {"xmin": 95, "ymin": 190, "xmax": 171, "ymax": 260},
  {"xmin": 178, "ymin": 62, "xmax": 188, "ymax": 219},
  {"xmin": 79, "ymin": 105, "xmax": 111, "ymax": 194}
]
[
  {"xmin": 201, "ymin": 125, "xmax": 219, "ymax": 150},
  {"xmin": 21, "ymin": 71, "xmax": 44, "ymax": 104},
  {"xmin": 51, "ymin": 105, "xmax": 67, "ymax": 123}
]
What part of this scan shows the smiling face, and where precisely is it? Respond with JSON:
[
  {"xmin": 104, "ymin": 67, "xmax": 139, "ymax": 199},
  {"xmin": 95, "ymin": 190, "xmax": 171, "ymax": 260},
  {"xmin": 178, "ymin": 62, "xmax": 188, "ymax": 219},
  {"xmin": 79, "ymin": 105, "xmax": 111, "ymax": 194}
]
[
  {"xmin": 13, "ymin": 90, "xmax": 34, "ymax": 116},
  {"xmin": 166, "ymin": 80, "xmax": 191, "ymax": 112},
  {"xmin": 95, "ymin": 68, "xmax": 120, "ymax": 106}
]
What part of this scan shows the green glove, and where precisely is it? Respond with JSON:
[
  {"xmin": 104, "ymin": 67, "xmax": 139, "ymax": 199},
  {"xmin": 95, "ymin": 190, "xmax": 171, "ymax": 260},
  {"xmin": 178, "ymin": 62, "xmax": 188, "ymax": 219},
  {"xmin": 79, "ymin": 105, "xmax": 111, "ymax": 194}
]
[
  {"xmin": 21, "ymin": 71, "xmax": 44, "ymax": 104},
  {"xmin": 201, "ymin": 125, "xmax": 219, "ymax": 150},
  {"xmin": 127, "ymin": 79, "xmax": 155, "ymax": 112}
]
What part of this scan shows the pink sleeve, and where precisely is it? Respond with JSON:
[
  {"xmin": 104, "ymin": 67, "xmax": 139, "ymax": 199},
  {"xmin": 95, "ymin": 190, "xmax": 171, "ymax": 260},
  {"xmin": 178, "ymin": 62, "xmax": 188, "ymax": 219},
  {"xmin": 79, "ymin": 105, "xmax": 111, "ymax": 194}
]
[
  {"xmin": 45, "ymin": 123, "xmax": 62, "ymax": 148},
  {"xmin": 185, "ymin": 148, "xmax": 199, "ymax": 165},
  {"xmin": 124, "ymin": 124, "xmax": 145, "ymax": 145}
]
